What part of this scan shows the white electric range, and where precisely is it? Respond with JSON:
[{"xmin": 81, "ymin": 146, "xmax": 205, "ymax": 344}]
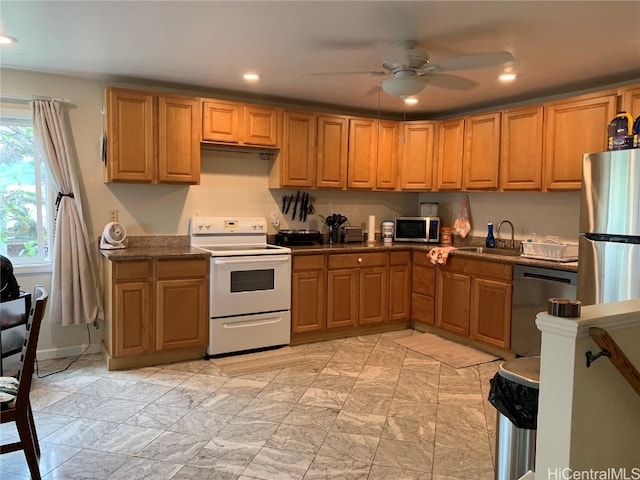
[{"xmin": 189, "ymin": 216, "xmax": 291, "ymax": 357}]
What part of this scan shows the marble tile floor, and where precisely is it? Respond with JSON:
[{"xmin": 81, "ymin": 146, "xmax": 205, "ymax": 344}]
[{"xmin": 0, "ymin": 329, "xmax": 501, "ymax": 480}]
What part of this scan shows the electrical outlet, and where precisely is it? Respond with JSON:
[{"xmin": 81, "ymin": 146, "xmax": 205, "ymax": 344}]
[{"xmin": 109, "ymin": 209, "xmax": 118, "ymax": 222}]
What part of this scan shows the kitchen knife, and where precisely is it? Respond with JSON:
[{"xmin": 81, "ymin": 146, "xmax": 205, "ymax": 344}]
[
  {"xmin": 285, "ymin": 194, "xmax": 293, "ymax": 214},
  {"xmin": 302, "ymin": 194, "xmax": 308, "ymax": 222},
  {"xmin": 300, "ymin": 192, "xmax": 307, "ymax": 221},
  {"xmin": 291, "ymin": 190, "xmax": 300, "ymax": 220},
  {"xmin": 281, "ymin": 195, "xmax": 287, "ymax": 213}
]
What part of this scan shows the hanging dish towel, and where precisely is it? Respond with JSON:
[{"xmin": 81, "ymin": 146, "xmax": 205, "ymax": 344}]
[
  {"xmin": 427, "ymin": 246, "xmax": 457, "ymax": 265},
  {"xmin": 453, "ymin": 195, "xmax": 471, "ymax": 239}
]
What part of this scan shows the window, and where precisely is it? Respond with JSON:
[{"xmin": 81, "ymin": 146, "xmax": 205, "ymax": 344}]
[{"xmin": 0, "ymin": 106, "xmax": 52, "ymax": 266}]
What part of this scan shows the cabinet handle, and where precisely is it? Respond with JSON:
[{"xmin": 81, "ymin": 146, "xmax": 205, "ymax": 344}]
[{"xmin": 357, "ymin": 257, "xmax": 363, "ymax": 263}]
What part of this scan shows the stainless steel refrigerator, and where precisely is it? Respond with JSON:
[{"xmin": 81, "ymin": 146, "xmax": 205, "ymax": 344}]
[{"xmin": 578, "ymin": 149, "xmax": 640, "ymax": 305}]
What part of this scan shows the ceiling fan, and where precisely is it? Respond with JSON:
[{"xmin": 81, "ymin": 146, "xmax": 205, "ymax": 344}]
[{"xmin": 311, "ymin": 40, "xmax": 514, "ymax": 98}]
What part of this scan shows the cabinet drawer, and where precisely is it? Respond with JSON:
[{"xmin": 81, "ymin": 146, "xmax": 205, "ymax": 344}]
[
  {"xmin": 328, "ymin": 252, "xmax": 388, "ymax": 269},
  {"xmin": 390, "ymin": 250, "xmax": 410, "ymax": 265},
  {"xmin": 114, "ymin": 260, "xmax": 153, "ymax": 281},
  {"xmin": 442, "ymin": 256, "xmax": 512, "ymax": 282},
  {"xmin": 157, "ymin": 259, "xmax": 209, "ymax": 279},
  {"xmin": 412, "ymin": 250, "xmax": 434, "ymax": 267},
  {"xmin": 293, "ymin": 254, "xmax": 326, "ymax": 271},
  {"xmin": 412, "ymin": 264, "xmax": 435, "ymax": 296}
]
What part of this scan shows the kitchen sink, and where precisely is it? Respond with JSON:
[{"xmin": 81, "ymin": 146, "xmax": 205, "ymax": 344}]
[{"xmin": 456, "ymin": 246, "xmax": 521, "ymax": 257}]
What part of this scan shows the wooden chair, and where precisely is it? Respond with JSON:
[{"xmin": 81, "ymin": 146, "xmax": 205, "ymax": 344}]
[{"xmin": 1, "ymin": 286, "xmax": 48, "ymax": 480}]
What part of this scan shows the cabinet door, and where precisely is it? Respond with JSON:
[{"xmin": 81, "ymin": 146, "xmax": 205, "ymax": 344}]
[
  {"xmin": 500, "ymin": 106, "xmax": 544, "ymax": 190},
  {"xmin": 114, "ymin": 281, "xmax": 153, "ymax": 357},
  {"xmin": 292, "ymin": 255, "xmax": 326, "ymax": 333},
  {"xmin": 327, "ymin": 269, "xmax": 358, "ymax": 328},
  {"xmin": 376, "ymin": 120, "xmax": 399, "ymax": 190},
  {"xmin": 316, "ymin": 115, "xmax": 348, "ymax": 189},
  {"xmin": 470, "ymin": 278, "xmax": 512, "ymax": 350},
  {"xmin": 280, "ymin": 110, "xmax": 316, "ymax": 188},
  {"xmin": 348, "ymin": 117, "xmax": 377, "ymax": 189},
  {"xmin": 156, "ymin": 278, "xmax": 208, "ymax": 351},
  {"xmin": 359, "ymin": 266, "xmax": 388, "ymax": 325},
  {"xmin": 436, "ymin": 118, "xmax": 464, "ymax": 190},
  {"xmin": 244, "ymin": 105, "xmax": 278, "ymax": 147},
  {"xmin": 106, "ymin": 88, "xmax": 155, "ymax": 183},
  {"xmin": 463, "ymin": 112, "xmax": 501, "ymax": 190},
  {"xmin": 388, "ymin": 251, "xmax": 411, "ymax": 322},
  {"xmin": 435, "ymin": 269, "xmax": 471, "ymax": 336},
  {"xmin": 619, "ymin": 84, "xmax": 640, "ymax": 117},
  {"xmin": 399, "ymin": 121, "xmax": 436, "ymax": 190},
  {"xmin": 411, "ymin": 252, "xmax": 436, "ymax": 326},
  {"xmin": 201, "ymin": 100, "xmax": 242, "ymax": 143},
  {"xmin": 158, "ymin": 95, "xmax": 200, "ymax": 184},
  {"xmin": 544, "ymin": 91, "xmax": 616, "ymax": 190}
]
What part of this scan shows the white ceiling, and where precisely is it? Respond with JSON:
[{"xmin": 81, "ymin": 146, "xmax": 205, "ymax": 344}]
[{"xmin": 1, "ymin": 1, "xmax": 640, "ymax": 117}]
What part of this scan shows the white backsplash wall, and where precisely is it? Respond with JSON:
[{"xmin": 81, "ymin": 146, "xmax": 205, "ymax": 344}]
[{"xmin": 418, "ymin": 191, "xmax": 581, "ymax": 244}]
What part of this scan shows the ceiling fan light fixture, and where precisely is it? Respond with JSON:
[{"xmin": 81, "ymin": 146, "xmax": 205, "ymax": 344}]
[
  {"xmin": 243, "ymin": 73, "xmax": 260, "ymax": 82},
  {"xmin": 0, "ymin": 34, "xmax": 17, "ymax": 45},
  {"xmin": 403, "ymin": 97, "xmax": 418, "ymax": 105},
  {"xmin": 499, "ymin": 73, "xmax": 517, "ymax": 82},
  {"xmin": 381, "ymin": 74, "xmax": 428, "ymax": 97}
]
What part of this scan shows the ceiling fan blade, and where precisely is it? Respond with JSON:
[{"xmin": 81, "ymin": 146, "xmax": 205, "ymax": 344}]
[
  {"xmin": 436, "ymin": 51, "xmax": 514, "ymax": 72},
  {"xmin": 427, "ymin": 73, "xmax": 478, "ymax": 91},
  {"xmin": 303, "ymin": 71, "xmax": 387, "ymax": 77}
]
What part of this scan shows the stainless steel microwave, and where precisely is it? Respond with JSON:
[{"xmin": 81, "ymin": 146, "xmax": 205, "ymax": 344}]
[{"xmin": 394, "ymin": 217, "xmax": 441, "ymax": 243}]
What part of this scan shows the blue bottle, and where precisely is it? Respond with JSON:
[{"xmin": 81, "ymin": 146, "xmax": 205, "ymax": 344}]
[{"xmin": 486, "ymin": 219, "xmax": 496, "ymax": 248}]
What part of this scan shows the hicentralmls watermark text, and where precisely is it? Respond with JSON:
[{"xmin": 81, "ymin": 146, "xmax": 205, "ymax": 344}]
[{"xmin": 547, "ymin": 468, "xmax": 640, "ymax": 480}]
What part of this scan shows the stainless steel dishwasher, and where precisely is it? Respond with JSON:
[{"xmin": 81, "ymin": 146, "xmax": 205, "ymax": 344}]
[{"xmin": 511, "ymin": 264, "xmax": 577, "ymax": 356}]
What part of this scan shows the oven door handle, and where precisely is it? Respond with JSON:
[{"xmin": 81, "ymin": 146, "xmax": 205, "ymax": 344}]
[{"xmin": 213, "ymin": 256, "xmax": 290, "ymax": 266}]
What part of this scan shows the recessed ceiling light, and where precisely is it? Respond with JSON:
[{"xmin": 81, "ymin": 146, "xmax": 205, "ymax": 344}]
[
  {"xmin": 243, "ymin": 73, "xmax": 260, "ymax": 82},
  {"xmin": 0, "ymin": 34, "xmax": 18, "ymax": 45},
  {"xmin": 404, "ymin": 97, "xmax": 418, "ymax": 105},
  {"xmin": 499, "ymin": 73, "xmax": 517, "ymax": 82}
]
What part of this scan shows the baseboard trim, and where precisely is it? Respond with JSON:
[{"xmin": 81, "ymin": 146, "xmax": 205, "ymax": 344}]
[{"xmin": 36, "ymin": 342, "xmax": 102, "ymax": 361}]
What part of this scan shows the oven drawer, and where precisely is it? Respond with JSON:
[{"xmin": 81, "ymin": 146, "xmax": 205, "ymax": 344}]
[{"xmin": 208, "ymin": 311, "xmax": 291, "ymax": 356}]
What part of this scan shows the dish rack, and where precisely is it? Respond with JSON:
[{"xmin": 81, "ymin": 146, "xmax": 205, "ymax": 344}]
[{"xmin": 521, "ymin": 239, "xmax": 579, "ymax": 262}]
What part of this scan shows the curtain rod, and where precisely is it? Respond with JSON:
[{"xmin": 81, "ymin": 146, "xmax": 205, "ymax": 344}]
[{"xmin": 0, "ymin": 94, "xmax": 73, "ymax": 105}]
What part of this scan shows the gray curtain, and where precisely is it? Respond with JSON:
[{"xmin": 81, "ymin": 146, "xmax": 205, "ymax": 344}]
[{"xmin": 32, "ymin": 100, "xmax": 103, "ymax": 326}]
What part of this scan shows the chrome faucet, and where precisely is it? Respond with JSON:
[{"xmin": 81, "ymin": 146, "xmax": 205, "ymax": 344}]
[{"xmin": 497, "ymin": 220, "xmax": 515, "ymax": 249}]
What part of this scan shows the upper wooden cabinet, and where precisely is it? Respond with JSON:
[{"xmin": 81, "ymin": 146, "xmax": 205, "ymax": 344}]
[
  {"xmin": 436, "ymin": 118, "xmax": 465, "ymax": 190},
  {"xmin": 348, "ymin": 117, "xmax": 378, "ymax": 189},
  {"xmin": 316, "ymin": 114, "xmax": 349, "ymax": 189},
  {"xmin": 399, "ymin": 121, "xmax": 436, "ymax": 190},
  {"xmin": 500, "ymin": 105, "xmax": 544, "ymax": 191},
  {"xmin": 543, "ymin": 90, "xmax": 616, "ymax": 190},
  {"xmin": 269, "ymin": 110, "xmax": 316, "ymax": 188},
  {"xmin": 201, "ymin": 100, "xmax": 278, "ymax": 148},
  {"xmin": 463, "ymin": 112, "xmax": 501, "ymax": 190},
  {"xmin": 105, "ymin": 87, "xmax": 200, "ymax": 184},
  {"xmin": 619, "ymin": 84, "xmax": 640, "ymax": 118},
  {"xmin": 375, "ymin": 120, "xmax": 399, "ymax": 190}
]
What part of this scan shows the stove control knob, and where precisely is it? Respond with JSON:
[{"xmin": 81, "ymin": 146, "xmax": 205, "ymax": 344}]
[
  {"xmin": 258, "ymin": 223, "xmax": 264, "ymax": 230},
  {"xmin": 197, "ymin": 223, "xmax": 203, "ymax": 230},
  {"xmin": 205, "ymin": 223, "xmax": 211, "ymax": 230},
  {"xmin": 251, "ymin": 223, "xmax": 257, "ymax": 230}
]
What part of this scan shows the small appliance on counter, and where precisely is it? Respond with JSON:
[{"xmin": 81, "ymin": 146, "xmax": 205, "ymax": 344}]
[
  {"xmin": 99, "ymin": 222, "xmax": 127, "ymax": 249},
  {"xmin": 394, "ymin": 217, "xmax": 440, "ymax": 243},
  {"xmin": 341, "ymin": 226, "xmax": 364, "ymax": 243},
  {"xmin": 274, "ymin": 230, "xmax": 323, "ymax": 246}
]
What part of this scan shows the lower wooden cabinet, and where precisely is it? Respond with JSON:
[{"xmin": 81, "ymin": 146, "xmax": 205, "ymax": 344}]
[
  {"xmin": 435, "ymin": 256, "xmax": 513, "ymax": 350},
  {"xmin": 411, "ymin": 251, "xmax": 436, "ymax": 326},
  {"xmin": 388, "ymin": 251, "xmax": 411, "ymax": 322},
  {"xmin": 328, "ymin": 252, "xmax": 388, "ymax": 327},
  {"xmin": 104, "ymin": 257, "xmax": 209, "ymax": 369},
  {"xmin": 291, "ymin": 254, "xmax": 326, "ymax": 333}
]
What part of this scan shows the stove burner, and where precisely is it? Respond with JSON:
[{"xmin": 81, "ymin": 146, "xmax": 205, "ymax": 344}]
[{"xmin": 274, "ymin": 230, "xmax": 323, "ymax": 246}]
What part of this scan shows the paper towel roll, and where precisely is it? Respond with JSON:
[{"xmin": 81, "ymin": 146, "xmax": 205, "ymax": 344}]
[{"xmin": 367, "ymin": 215, "xmax": 376, "ymax": 243}]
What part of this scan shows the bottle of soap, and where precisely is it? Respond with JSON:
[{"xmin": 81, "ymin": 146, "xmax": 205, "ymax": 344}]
[{"xmin": 486, "ymin": 217, "xmax": 496, "ymax": 248}]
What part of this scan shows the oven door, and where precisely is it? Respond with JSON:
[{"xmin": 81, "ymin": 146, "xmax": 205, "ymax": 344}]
[{"xmin": 210, "ymin": 254, "xmax": 291, "ymax": 317}]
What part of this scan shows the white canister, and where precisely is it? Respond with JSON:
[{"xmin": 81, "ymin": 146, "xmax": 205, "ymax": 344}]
[{"xmin": 382, "ymin": 220, "xmax": 394, "ymax": 243}]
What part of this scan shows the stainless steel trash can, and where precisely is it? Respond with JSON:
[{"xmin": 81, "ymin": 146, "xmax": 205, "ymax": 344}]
[{"xmin": 489, "ymin": 356, "xmax": 540, "ymax": 480}]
